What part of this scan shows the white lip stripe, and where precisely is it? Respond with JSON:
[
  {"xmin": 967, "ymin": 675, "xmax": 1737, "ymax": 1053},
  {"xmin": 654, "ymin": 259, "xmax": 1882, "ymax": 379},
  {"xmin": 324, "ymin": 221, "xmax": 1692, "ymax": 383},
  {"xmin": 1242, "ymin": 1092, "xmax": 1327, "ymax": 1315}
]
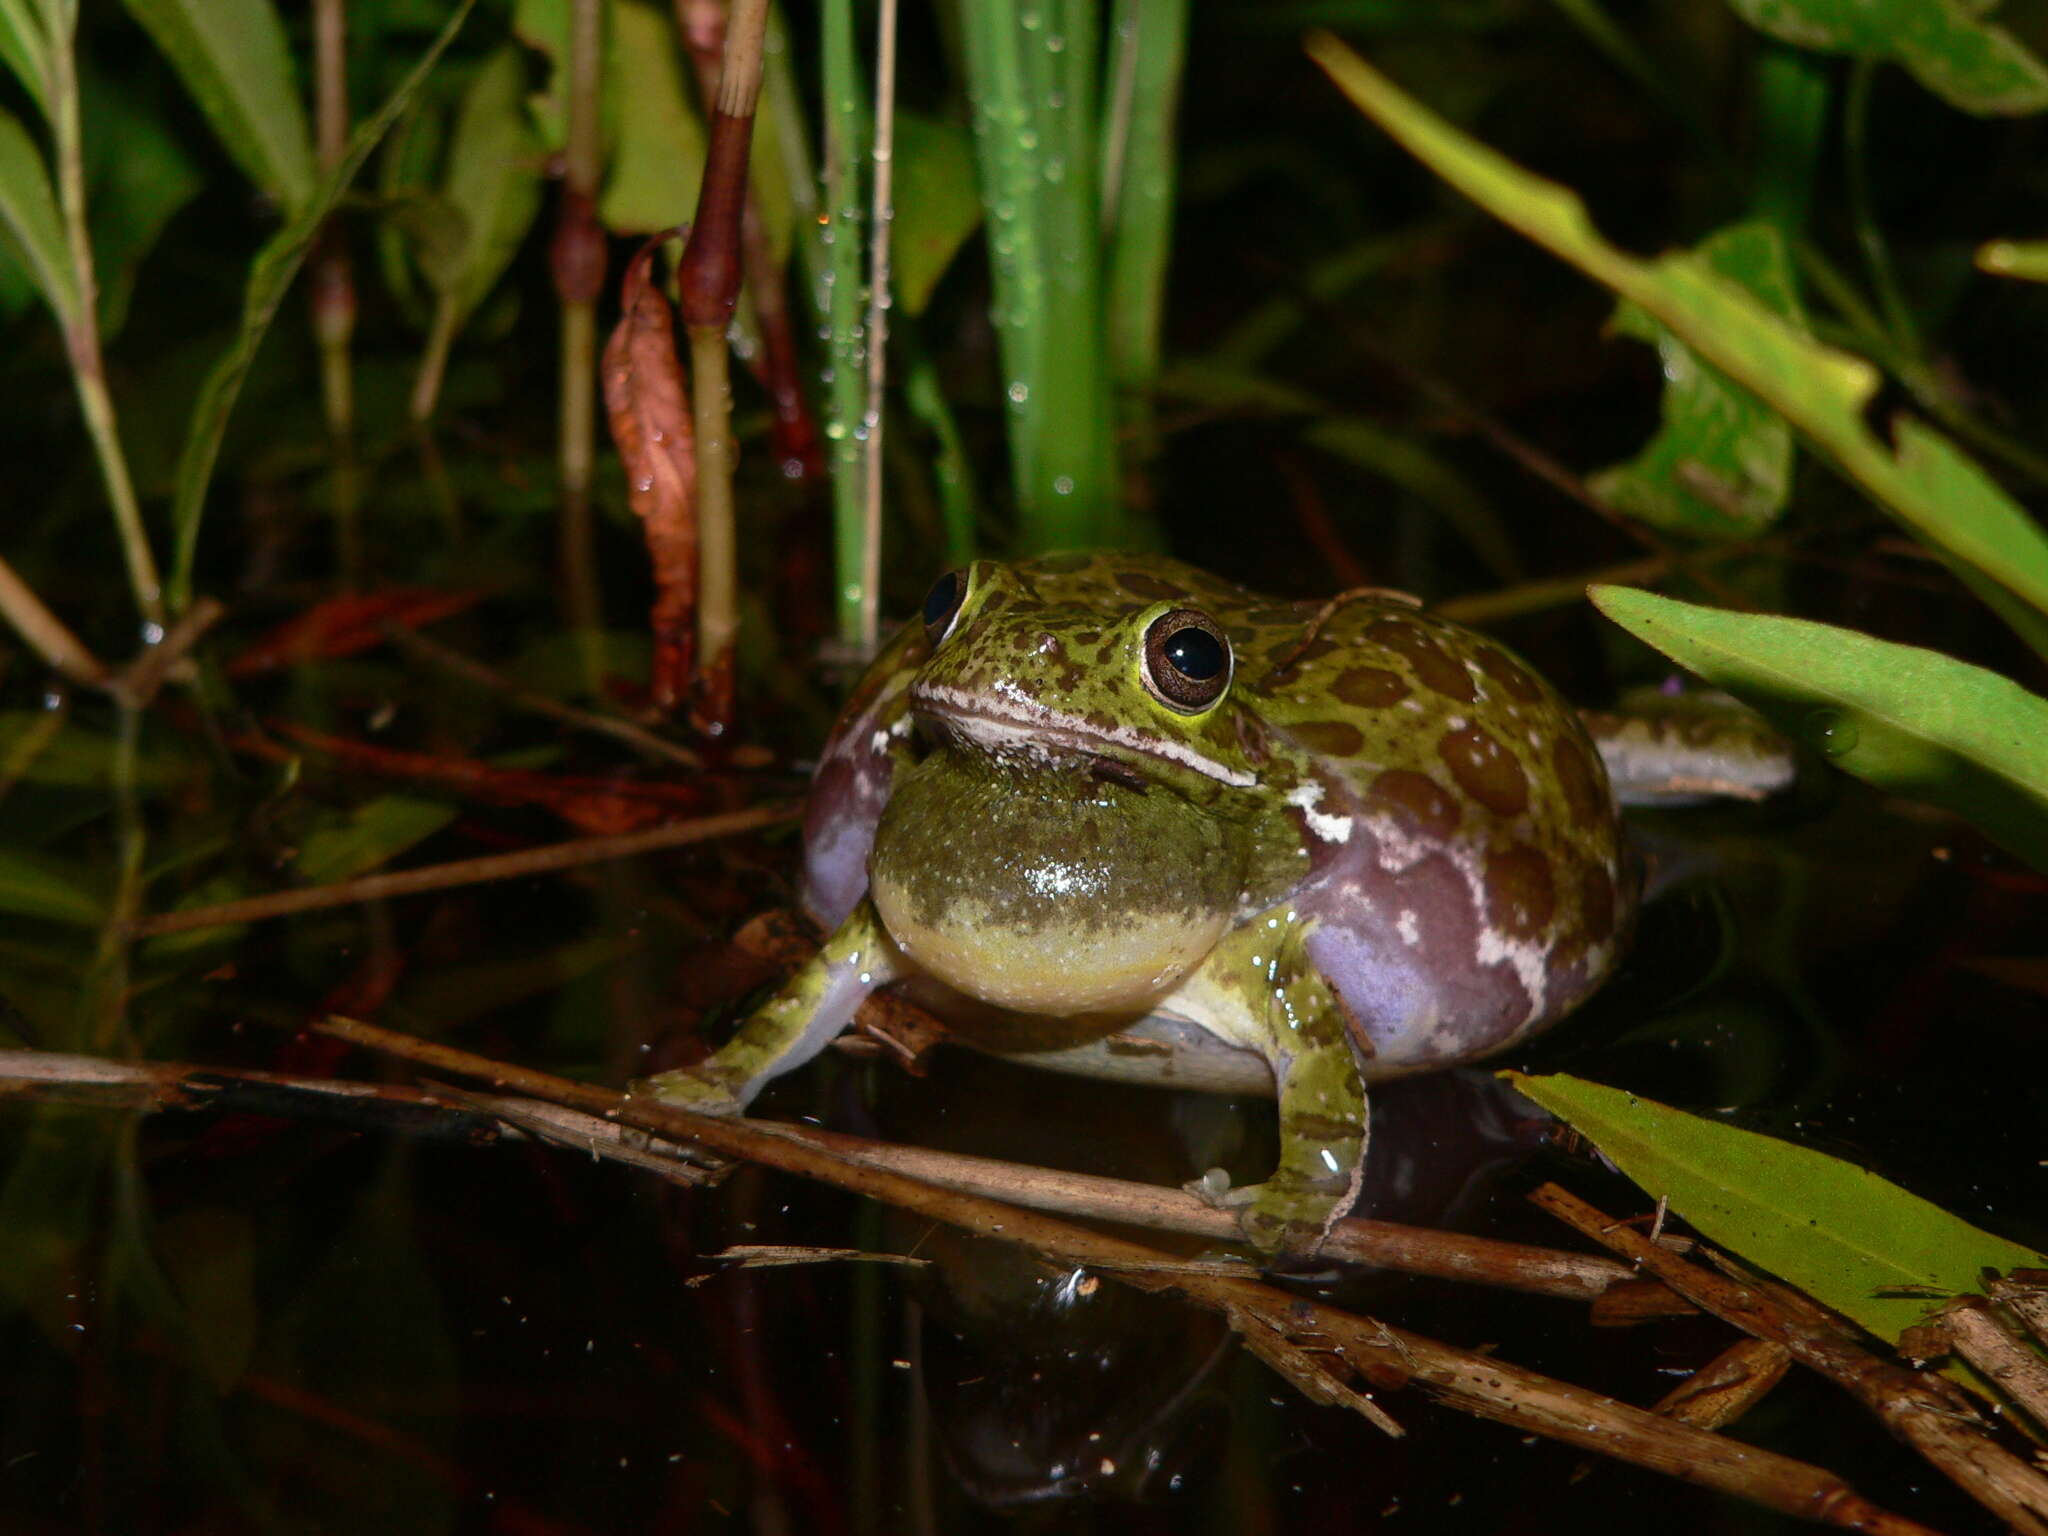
[{"xmin": 914, "ymin": 682, "xmax": 1257, "ymax": 787}]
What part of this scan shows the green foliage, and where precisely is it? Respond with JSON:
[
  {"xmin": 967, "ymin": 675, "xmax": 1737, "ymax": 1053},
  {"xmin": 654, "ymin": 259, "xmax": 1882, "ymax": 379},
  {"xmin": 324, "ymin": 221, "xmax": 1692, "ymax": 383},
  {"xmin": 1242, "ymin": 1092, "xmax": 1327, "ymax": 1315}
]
[
  {"xmin": 0, "ymin": 106, "xmax": 75, "ymax": 325},
  {"xmin": 1724, "ymin": 0, "xmax": 2048, "ymax": 115},
  {"xmin": 168, "ymin": 0, "xmax": 478, "ymax": 607},
  {"xmin": 890, "ymin": 111, "xmax": 981, "ymax": 318},
  {"xmin": 1593, "ymin": 586, "xmax": 2048, "ymax": 870},
  {"xmin": 419, "ymin": 44, "xmax": 545, "ymax": 331},
  {"xmin": 0, "ymin": 846, "xmax": 103, "ymax": 925},
  {"xmin": 1590, "ymin": 221, "xmax": 1799, "ymax": 537},
  {"xmin": 1508, "ymin": 1072, "xmax": 2048, "ymax": 1346},
  {"xmin": 115, "ymin": 0, "xmax": 315, "ymax": 211}
]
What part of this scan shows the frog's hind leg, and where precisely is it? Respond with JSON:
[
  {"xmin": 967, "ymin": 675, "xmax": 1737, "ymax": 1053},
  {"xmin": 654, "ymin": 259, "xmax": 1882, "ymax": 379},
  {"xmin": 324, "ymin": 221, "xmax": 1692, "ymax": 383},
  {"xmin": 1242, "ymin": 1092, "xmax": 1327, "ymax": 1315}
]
[
  {"xmin": 1189, "ymin": 927, "xmax": 1370, "ymax": 1257},
  {"xmin": 639, "ymin": 899, "xmax": 904, "ymax": 1113}
]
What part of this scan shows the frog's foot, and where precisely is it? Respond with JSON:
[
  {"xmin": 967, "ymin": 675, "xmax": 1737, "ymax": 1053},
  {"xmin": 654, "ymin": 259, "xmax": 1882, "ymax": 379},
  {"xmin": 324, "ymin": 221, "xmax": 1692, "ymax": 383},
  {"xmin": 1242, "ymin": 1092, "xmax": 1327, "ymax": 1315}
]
[
  {"xmin": 1186, "ymin": 1167, "xmax": 1345, "ymax": 1260},
  {"xmin": 633, "ymin": 1062, "xmax": 749, "ymax": 1117}
]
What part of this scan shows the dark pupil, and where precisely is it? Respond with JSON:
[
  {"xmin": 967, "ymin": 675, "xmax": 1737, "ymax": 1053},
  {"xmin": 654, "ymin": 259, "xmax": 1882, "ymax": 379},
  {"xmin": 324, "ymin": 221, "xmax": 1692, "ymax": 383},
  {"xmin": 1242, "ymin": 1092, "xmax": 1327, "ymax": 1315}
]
[
  {"xmin": 1162, "ymin": 625, "xmax": 1225, "ymax": 681},
  {"xmin": 923, "ymin": 572, "xmax": 961, "ymax": 629}
]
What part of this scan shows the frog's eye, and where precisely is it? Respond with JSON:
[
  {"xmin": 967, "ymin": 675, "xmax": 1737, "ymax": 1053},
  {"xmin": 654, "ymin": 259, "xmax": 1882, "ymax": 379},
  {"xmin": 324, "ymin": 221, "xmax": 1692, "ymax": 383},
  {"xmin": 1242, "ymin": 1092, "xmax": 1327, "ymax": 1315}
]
[
  {"xmin": 1142, "ymin": 609, "xmax": 1232, "ymax": 712},
  {"xmin": 922, "ymin": 569, "xmax": 967, "ymax": 645}
]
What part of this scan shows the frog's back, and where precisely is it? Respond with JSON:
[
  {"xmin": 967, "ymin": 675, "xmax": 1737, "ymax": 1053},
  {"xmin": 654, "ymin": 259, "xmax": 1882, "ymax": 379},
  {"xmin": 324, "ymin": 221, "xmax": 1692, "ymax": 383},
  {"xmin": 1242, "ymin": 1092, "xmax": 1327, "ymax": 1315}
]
[{"xmin": 1246, "ymin": 592, "xmax": 1634, "ymax": 1068}]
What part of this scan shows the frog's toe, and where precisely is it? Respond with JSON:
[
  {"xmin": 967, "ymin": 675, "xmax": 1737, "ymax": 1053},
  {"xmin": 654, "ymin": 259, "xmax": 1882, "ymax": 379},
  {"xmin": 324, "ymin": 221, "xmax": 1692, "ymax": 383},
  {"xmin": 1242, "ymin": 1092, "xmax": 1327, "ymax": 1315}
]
[
  {"xmin": 1185, "ymin": 1170, "xmax": 1332, "ymax": 1259},
  {"xmin": 633, "ymin": 1065, "xmax": 746, "ymax": 1116}
]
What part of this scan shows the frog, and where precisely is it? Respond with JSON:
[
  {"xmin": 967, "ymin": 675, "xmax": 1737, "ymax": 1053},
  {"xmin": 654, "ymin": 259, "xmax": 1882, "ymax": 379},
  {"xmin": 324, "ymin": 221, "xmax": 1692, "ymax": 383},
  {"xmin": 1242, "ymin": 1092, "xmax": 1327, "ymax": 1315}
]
[{"xmin": 643, "ymin": 552, "xmax": 1636, "ymax": 1254}]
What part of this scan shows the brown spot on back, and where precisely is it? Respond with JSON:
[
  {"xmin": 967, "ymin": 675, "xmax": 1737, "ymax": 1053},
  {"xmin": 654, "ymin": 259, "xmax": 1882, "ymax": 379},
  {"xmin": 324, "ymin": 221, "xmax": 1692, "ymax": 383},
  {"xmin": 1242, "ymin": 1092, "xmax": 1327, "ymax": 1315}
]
[
  {"xmin": 1552, "ymin": 733, "xmax": 1604, "ymax": 827},
  {"xmin": 1485, "ymin": 844, "xmax": 1556, "ymax": 939},
  {"xmin": 1331, "ymin": 666, "xmax": 1410, "ymax": 708},
  {"xmin": 1580, "ymin": 862, "xmax": 1616, "ymax": 942},
  {"xmin": 1366, "ymin": 618, "xmax": 1476, "ymax": 703},
  {"xmin": 1438, "ymin": 725, "xmax": 1528, "ymax": 817},
  {"xmin": 1116, "ymin": 571, "xmax": 1187, "ymax": 601},
  {"xmin": 1368, "ymin": 769, "xmax": 1461, "ymax": 839},
  {"xmin": 1289, "ymin": 720, "xmax": 1365, "ymax": 758},
  {"xmin": 1033, "ymin": 552, "xmax": 1093, "ymax": 574},
  {"xmin": 1072, "ymin": 629, "xmax": 1101, "ymax": 646},
  {"xmin": 1476, "ymin": 647, "xmax": 1545, "ymax": 703}
]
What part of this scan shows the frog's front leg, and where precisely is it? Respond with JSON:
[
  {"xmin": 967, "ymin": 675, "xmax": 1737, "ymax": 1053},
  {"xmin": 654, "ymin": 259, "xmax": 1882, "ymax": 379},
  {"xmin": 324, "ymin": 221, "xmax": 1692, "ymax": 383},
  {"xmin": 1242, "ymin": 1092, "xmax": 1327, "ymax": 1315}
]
[
  {"xmin": 1188, "ymin": 924, "xmax": 1369, "ymax": 1257},
  {"xmin": 639, "ymin": 900, "xmax": 904, "ymax": 1113}
]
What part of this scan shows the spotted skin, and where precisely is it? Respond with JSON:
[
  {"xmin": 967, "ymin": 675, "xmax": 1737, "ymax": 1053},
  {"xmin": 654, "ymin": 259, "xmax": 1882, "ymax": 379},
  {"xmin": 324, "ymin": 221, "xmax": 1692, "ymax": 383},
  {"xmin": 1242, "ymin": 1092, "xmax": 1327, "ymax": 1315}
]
[{"xmin": 643, "ymin": 554, "xmax": 1635, "ymax": 1256}]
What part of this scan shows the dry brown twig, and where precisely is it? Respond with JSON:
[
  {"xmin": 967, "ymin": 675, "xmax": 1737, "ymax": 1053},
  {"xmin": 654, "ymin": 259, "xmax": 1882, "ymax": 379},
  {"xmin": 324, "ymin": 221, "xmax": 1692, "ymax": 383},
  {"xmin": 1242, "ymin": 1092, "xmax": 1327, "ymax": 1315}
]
[
  {"xmin": 1533, "ymin": 1180, "xmax": 2048, "ymax": 1536},
  {"xmin": 259, "ymin": 1016, "xmax": 1935, "ymax": 1532}
]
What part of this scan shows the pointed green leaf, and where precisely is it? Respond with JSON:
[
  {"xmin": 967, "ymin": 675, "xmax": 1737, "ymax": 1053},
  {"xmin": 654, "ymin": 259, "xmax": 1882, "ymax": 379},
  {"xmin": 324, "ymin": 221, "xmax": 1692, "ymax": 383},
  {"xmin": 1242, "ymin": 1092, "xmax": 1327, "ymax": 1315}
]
[
  {"xmin": 1591, "ymin": 221, "xmax": 1799, "ymax": 537},
  {"xmin": 1725, "ymin": 0, "xmax": 2048, "ymax": 116},
  {"xmin": 425, "ymin": 44, "xmax": 544, "ymax": 325},
  {"xmin": 0, "ymin": 105, "xmax": 75, "ymax": 324},
  {"xmin": 1308, "ymin": 36, "xmax": 2048, "ymax": 638},
  {"xmin": 167, "ymin": 0, "xmax": 477, "ymax": 611},
  {"xmin": 117, "ymin": 0, "xmax": 316, "ymax": 211},
  {"xmin": 894, "ymin": 111, "xmax": 981, "ymax": 316},
  {"xmin": 293, "ymin": 794, "xmax": 459, "ymax": 886},
  {"xmin": 0, "ymin": 847, "xmax": 104, "ymax": 926},
  {"xmin": 0, "ymin": 0, "xmax": 48, "ymax": 115},
  {"xmin": 599, "ymin": 0, "xmax": 707, "ymax": 234},
  {"xmin": 1591, "ymin": 585, "xmax": 2048, "ymax": 870},
  {"xmin": 1507, "ymin": 1071, "xmax": 2048, "ymax": 1344}
]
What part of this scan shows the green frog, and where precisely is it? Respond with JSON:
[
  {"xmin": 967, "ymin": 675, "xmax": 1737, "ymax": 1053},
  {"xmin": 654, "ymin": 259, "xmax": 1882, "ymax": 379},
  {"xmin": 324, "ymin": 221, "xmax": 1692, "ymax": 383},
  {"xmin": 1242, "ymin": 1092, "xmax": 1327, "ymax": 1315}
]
[{"xmin": 645, "ymin": 553, "xmax": 1636, "ymax": 1253}]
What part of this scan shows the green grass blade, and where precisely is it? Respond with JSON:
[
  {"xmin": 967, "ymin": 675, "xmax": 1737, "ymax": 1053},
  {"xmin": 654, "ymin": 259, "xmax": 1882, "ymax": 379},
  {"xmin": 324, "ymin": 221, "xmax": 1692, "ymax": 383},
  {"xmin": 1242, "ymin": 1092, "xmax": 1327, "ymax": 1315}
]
[
  {"xmin": 1102, "ymin": 0, "xmax": 1186, "ymax": 413},
  {"xmin": 1308, "ymin": 35, "xmax": 2048, "ymax": 633},
  {"xmin": 0, "ymin": 847, "xmax": 103, "ymax": 926},
  {"xmin": 0, "ymin": 0, "xmax": 48, "ymax": 115},
  {"xmin": 166, "ymin": 0, "xmax": 476, "ymax": 613},
  {"xmin": 0, "ymin": 104, "xmax": 74, "ymax": 323},
  {"xmin": 1592, "ymin": 584, "xmax": 2048, "ymax": 870},
  {"xmin": 1508, "ymin": 1071, "xmax": 2048, "ymax": 1346},
  {"xmin": 116, "ymin": 0, "xmax": 316, "ymax": 212}
]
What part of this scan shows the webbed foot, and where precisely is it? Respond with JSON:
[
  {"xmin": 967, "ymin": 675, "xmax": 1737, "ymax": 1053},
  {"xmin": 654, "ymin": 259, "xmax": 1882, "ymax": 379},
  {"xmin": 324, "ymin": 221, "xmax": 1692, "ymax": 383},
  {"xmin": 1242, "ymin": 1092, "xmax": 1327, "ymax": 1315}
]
[
  {"xmin": 634, "ymin": 1062, "xmax": 749, "ymax": 1116},
  {"xmin": 1186, "ymin": 1167, "xmax": 1343, "ymax": 1259}
]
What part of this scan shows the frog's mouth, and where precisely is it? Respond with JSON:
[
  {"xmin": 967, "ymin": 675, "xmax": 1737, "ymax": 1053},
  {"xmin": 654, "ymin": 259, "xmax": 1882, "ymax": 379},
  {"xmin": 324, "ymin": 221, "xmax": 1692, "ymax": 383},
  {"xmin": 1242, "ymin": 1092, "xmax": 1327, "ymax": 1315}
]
[{"xmin": 909, "ymin": 681, "xmax": 1256, "ymax": 788}]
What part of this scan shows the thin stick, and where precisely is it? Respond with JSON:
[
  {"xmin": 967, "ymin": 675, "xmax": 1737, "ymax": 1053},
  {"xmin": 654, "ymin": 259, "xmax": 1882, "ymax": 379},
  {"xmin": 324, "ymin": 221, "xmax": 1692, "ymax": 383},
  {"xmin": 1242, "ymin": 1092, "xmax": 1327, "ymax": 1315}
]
[
  {"xmin": 556, "ymin": 0, "xmax": 608, "ymax": 688},
  {"xmin": 856, "ymin": 0, "xmax": 898, "ymax": 659},
  {"xmin": 45, "ymin": 4, "xmax": 161, "ymax": 625},
  {"xmin": 302, "ymin": 1016, "xmax": 1939, "ymax": 1534},
  {"xmin": 1533, "ymin": 1181, "xmax": 2048, "ymax": 1536},
  {"xmin": 0, "ymin": 1046, "xmax": 1647, "ymax": 1305},
  {"xmin": 0, "ymin": 551, "xmax": 112, "ymax": 689},
  {"xmin": 381, "ymin": 621, "xmax": 702, "ymax": 768},
  {"xmin": 127, "ymin": 804, "xmax": 795, "ymax": 936}
]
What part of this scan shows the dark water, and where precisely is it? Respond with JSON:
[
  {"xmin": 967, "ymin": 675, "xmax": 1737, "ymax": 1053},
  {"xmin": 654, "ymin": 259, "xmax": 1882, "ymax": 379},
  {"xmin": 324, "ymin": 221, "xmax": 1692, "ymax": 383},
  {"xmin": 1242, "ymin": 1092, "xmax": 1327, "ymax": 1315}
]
[{"xmin": 0, "ymin": 768, "xmax": 2040, "ymax": 1535}]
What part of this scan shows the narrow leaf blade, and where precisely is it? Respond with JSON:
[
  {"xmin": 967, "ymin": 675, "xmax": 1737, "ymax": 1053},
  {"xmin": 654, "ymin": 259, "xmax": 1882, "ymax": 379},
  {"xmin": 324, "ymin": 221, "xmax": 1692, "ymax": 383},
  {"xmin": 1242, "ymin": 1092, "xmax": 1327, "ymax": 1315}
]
[
  {"xmin": 0, "ymin": 105, "xmax": 75, "ymax": 323},
  {"xmin": 117, "ymin": 0, "xmax": 315, "ymax": 211},
  {"xmin": 167, "ymin": 0, "xmax": 476, "ymax": 610},
  {"xmin": 1508, "ymin": 1071, "xmax": 2048, "ymax": 1344},
  {"xmin": 1591, "ymin": 584, "xmax": 2048, "ymax": 870}
]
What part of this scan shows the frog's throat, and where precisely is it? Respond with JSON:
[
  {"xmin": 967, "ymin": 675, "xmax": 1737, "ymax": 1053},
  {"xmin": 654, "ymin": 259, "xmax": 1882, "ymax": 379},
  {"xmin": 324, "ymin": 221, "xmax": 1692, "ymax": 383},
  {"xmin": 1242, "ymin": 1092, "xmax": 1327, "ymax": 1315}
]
[
  {"xmin": 909, "ymin": 681, "xmax": 1256, "ymax": 788},
  {"xmin": 870, "ymin": 872, "xmax": 1233, "ymax": 1015}
]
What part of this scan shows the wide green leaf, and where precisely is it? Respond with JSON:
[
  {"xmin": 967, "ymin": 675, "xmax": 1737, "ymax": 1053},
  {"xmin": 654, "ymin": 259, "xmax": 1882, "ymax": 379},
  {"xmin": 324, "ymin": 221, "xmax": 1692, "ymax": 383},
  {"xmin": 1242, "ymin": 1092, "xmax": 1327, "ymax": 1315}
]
[
  {"xmin": 1508, "ymin": 1071, "xmax": 2048, "ymax": 1345},
  {"xmin": 1308, "ymin": 35, "xmax": 2048, "ymax": 639},
  {"xmin": 117, "ymin": 0, "xmax": 315, "ymax": 212},
  {"xmin": 1591, "ymin": 221, "xmax": 1798, "ymax": 537},
  {"xmin": 598, "ymin": 0, "xmax": 707, "ymax": 234},
  {"xmin": 167, "ymin": 0, "xmax": 476, "ymax": 611},
  {"xmin": 1725, "ymin": 0, "xmax": 2048, "ymax": 116},
  {"xmin": 1591, "ymin": 585, "xmax": 2048, "ymax": 870},
  {"xmin": 0, "ymin": 105, "xmax": 75, "ymax": 324},
  {"xmin": 422, "ymin": 44, "xmax": 544, "ymax": 324},
  {"xmin": 893, "ymin": 110, "xmax": 981, "ymax": 317},
  {"xmin": 0, "ymin": 847, "xmax": 104, "ymax": 926}
]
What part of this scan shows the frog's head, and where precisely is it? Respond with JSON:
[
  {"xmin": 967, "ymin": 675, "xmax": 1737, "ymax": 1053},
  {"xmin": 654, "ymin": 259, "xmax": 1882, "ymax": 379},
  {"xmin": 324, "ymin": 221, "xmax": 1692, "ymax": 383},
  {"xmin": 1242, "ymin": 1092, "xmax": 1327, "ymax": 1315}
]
[
  {"xmin": 903, "ymin": 557, "xmax": 1266, "ymax": 796},
  {"xmin": 867, "ymin": 556, "xmax": 1277, "ymax": 1019}
]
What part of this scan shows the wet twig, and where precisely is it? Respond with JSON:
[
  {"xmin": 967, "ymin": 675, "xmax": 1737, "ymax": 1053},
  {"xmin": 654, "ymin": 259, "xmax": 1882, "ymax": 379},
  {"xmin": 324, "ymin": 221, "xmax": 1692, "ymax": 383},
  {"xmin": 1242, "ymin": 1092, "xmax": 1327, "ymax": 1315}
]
[{"xmin": 1533, "ymin": 1180, "xmax": 2048, "ymax": 1536}]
